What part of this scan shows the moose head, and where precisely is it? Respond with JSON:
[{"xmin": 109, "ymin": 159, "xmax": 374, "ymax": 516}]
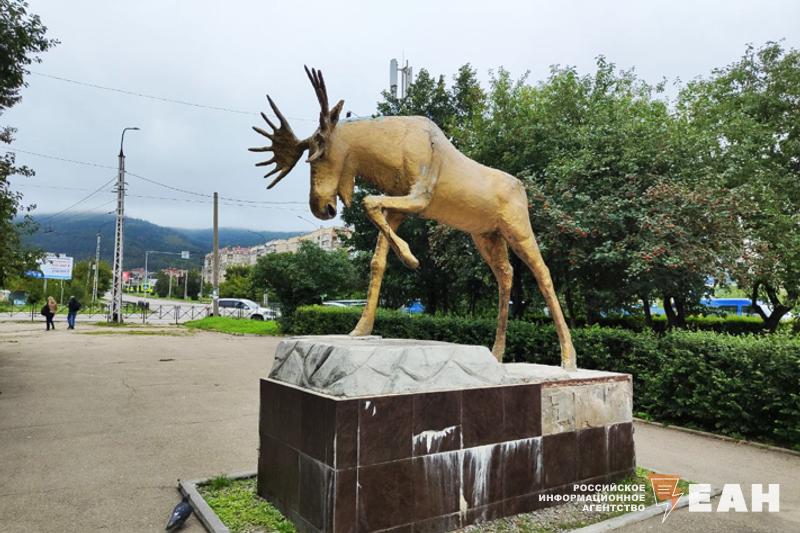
[{"xmin": 249, "ymin": 66, "xmax": 346, "ymax": 220}]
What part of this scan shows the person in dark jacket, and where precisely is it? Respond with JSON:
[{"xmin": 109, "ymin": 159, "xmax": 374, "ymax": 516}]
[{"xmin": 67, "ymin": 295, "xmax": 81, "ymax": 330}]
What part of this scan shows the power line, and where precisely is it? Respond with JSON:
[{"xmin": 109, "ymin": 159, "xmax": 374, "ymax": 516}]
[
  {"xmin": 11, "ymin": 148, "xmax": 307, "ymax": 205},
  {"xmin": 30, "ymin": 70, "xmax": 318, "ymax": 121},
  {"xmin": 8, "ymin": 148, "xmax": 117, "ymax": 170},
  {"xmin": 125, "ymin": 192, "xmax": 306, "ymax": 213},
  {"xmin": 37, "ymin": 176, "xmax": 117, "ymax": 224},
  {"xmin": 12, "ymin": 183, "xmax": 94, "ymax": 192},
  {"xmin": 125, "ymin": 171, "xmax": 305, "ymax": 205},
  {"xmin": 126, "ymin": 171, "xmax": 209, "ymax": 198}
]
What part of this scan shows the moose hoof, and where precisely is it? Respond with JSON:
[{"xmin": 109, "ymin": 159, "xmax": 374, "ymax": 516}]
[
  {"xmin": 397, "ymin": 246, "xmax": 420, "ymax": 269},
  {"xmin": 560, "ymin": 344, "xmax": 577, "ymax": 371},
  {"xmin": 349, "ymin": 321, "xmax": 372, "ymax": 336},
  {"xmin": 402, "ymin": 254, "xmax": 420, "ymax": 269}
]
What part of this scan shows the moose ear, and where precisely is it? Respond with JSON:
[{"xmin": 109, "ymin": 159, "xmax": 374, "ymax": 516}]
[{"xmin": 329, "ymin": 99, "xmax": 345, "ymax": 126}]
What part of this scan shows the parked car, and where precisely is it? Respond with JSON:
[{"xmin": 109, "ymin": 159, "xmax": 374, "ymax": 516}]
[{"xmin": 217, "ymin": 298, "xmax": 277, "ymax": 320}]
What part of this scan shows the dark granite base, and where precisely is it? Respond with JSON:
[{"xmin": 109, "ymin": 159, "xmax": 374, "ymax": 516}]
[{"xmin": 258, "ymin": 378, "xmax": 635, "ymax": 533}]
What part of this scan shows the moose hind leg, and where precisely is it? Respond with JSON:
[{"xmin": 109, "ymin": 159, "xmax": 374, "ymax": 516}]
[
  {"xmin": 472, "ymin": 232, "xmax": 513, "ymax": 361},
  {"xmin": 351, "ymin": 213, "xmax": 405, "ymax": 336},
  {"xmin": 504, "ymin": 225, "xmax": 577, "ymax": 370}
]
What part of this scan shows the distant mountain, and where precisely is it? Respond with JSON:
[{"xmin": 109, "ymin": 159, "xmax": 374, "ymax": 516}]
[{"xmin": 19, "ymin": 213, "xmax": 301, "ymax": 270}]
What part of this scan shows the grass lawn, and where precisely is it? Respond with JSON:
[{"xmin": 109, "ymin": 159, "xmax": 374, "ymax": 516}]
[
  {"xmin": 198, "ymin": 477, "xmax": 295, "ymax": 533},
  {"xmin": 184, "ymin": 316, "xmax": 281, "ymax": 336},
  {"xmin": 197, "ymin": 468, "xmax": 689, "ymax": 533}
]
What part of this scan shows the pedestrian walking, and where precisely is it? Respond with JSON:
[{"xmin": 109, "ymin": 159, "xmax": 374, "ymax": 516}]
[
  {"xmin": 42, "ymin": 296, "xmax": 57, "ymax": 331},
  {"xmin": 67, "ymin": 295, "xmax": 81, "ymax": 329}
]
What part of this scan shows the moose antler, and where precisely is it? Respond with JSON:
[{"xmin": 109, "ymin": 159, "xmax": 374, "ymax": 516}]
[
  {"xmin": 249, "ymin": 95, "xmax": 310, "ymax": 189},
  {"xmin": 305, "ymin": 66, "xmax": 344, "ymax": 162},
  {"xmin": 250, "ymin": 66, "xmax": 344, "ymax": 185}
]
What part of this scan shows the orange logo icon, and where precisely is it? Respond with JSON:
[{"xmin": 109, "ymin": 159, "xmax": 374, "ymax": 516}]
[{"xmin": 648, "ymin": 472, "xmax": 684, "ymax": 522}]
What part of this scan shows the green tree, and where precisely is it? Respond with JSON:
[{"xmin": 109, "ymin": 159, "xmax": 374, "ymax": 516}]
[
  {"xmin": 472, "ymin": 60, "xmax": 742, "ymax": 327},
  {"xmin": 252, "ymin": 241, "xmax": 356, "ymax": 316},
  {"xmin": 67, "ymin": 259, "xmax": 111, "ymax": 301},
  {"xmin": 5, "ymin": 273, "xmax": 42, "ymax": 303},
  {"xmin": 154, "ymin": 271, "xmax": 171, "ymax": 298},
  {"xmin": 219, "ymin": 264, "xmax": 254, "ymax": 299},
  {"xmin": 0, "ymin": 0, "xmax": 57, "ymax": 286},
  {"xmin": 679, "ymin": 42, "xmax": 800, "ymax": 329},
  {"xmin": 186, "ymin": 269, "xmax": 202, "ymax": 300}
]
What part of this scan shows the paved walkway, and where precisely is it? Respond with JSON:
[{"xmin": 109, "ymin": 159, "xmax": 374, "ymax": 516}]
[
  {"xmin": 0, "ymin": 322, "xmax": 275, "ymax": 532},
  {"xmin": 0, "ymin": 321, "xmax": 796, "ymax": 532},
  {"xmin": 620, "ymin": 422, "xmax": 799, "ymax": 532}
]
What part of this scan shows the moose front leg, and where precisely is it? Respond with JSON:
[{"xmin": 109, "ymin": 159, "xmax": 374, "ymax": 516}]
[
  {"xmin": 350, "ymin": 212, "xmax": 405, "ymax": 336},
  {"xmin": 362, "ymin": 194, "xmax": 431, "ymax": 269}
]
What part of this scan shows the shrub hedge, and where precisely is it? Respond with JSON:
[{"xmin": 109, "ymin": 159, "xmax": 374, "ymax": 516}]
[
  {"xmin": 289, "ymin": 305, "xmax": 800, "ymax": 450},
  {"xmin": 518, "ymin": 313, "xmax": 775, "ymax": 335}
]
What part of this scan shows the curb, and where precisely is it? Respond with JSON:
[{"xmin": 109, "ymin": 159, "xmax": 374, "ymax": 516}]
[
  {"xmin": 178, "ymin": 471, "xmax": 257, "ymax": 533},
  {"xmin": 634, "ymin": 418, "xmax": 800, "ymax": 458},
  {"xmin": 568, "ymin": 484, "xmax": 722, "ymax": 532},
  {"xmin": 180, "ymin": 468, "xmax": 715, "ymax": 533}
]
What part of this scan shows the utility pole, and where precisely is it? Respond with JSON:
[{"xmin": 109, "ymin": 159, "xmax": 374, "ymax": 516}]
[
  {"xmin": 92, "ymin": 233, "xmax": 101, "ymax": 303},
  {"xmin": 183, "ymin": 269, "xmax": 188, "ymax": 300},
  {"xmin": 168, "ymin": 272, "xmax": 173, "ymax": 298},
  {"xmin": 110, "ymin": 127, "xmax": 139, "ymax": 322},
  {"xmin": 212, "ymin": 192, "xmax": 219, "ymax": 316}
]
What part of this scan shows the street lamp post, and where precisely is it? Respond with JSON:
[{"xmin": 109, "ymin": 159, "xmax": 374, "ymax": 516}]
[{"xmin": 110, "ymin": 126, "xmax": 139, "ymax": 323}]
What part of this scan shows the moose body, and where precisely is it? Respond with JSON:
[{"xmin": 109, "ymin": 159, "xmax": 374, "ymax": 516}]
[
  {"xmin": 251, "ymin": 67, "xmax": 576, "ymax": 369},
  {"xmin": 319, "ymin": 116, "xmax": 523, "ymax": 233}
]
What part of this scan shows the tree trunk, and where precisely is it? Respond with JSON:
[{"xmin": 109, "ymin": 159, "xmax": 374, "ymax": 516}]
[
  {"xmin": 752, "ymin": 281, "xmax": 792, "ymax": 333},
  {"xmin": 674, "ymin": 296, "xmax": 687, "ymax": 328},
  {"xmin": 585, "ymin": 293, "xmax": 601, "ymax": 325},
  {"xmin": 663, "ymin": 294, "xmax": 677, "ymax": 330},
  {"xmin": 641, "ymin": 294, "xmax": 653, "ymax": 328}
]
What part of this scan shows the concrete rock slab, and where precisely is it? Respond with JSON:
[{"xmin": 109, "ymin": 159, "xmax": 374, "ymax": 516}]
[
  {"xmin": 270, "ymin": 336, "xmax": 507, "ymax": 397},
  {"xmin": 270, "ymin": 336, "xmax": 633, "ymax": 398}
]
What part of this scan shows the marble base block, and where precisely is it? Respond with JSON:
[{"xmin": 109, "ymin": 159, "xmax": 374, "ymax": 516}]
[{"xmin": 257, "ymin": 337, "xmax": 635, "ymax": 533}]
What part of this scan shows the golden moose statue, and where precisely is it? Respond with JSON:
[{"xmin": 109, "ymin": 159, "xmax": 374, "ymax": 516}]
[{"xmin": 250, "ymin": 67, "xmax": 577, "ymax": 370}]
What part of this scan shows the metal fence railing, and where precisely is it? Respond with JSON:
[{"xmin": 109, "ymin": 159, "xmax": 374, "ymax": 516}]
[{"xmin": 0, "ymin": 301, "xmax": 281, "ymax": 324}]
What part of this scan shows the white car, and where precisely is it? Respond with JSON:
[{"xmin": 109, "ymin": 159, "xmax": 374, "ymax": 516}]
[{"xmin": 217, "ymin": 298, "xmax": 278, "ymax": 320}]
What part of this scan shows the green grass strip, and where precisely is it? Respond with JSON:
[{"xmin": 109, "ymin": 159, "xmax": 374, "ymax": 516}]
[
  {"xmin": 198, "ymin": 477, "xmax": 295, "ymax": 533},
  {"xmin": 184, "ymin": 316, "xmax": 281, "ymax": 336}
]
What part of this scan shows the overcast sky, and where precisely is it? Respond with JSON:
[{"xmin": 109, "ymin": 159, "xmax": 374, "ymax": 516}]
[{"xmin": 6, "ymin": 0, "xmax": 799, "ymax": 231}]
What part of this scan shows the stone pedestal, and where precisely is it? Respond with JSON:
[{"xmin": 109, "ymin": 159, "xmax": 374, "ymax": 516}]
[{"xmin": 258, "ymin": 337, "xmax": 634, "ymax": 533}]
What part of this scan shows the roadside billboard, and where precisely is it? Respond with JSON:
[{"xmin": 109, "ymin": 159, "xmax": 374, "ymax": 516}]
[{"xmin": 36, "ymin": 254, "xmax": 74, "ymax": 280}]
